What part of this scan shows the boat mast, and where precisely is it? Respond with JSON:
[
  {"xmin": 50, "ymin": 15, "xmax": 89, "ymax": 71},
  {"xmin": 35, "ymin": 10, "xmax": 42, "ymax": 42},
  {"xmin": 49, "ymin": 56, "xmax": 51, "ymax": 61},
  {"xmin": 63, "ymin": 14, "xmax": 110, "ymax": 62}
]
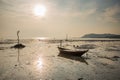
[
  {"xmin": 60, "ymin": 40, "xmax": 62, "ymax": 47},
  {"xmin": 65, "ymin": 34, "xmax": 68, "ymax": 41}
]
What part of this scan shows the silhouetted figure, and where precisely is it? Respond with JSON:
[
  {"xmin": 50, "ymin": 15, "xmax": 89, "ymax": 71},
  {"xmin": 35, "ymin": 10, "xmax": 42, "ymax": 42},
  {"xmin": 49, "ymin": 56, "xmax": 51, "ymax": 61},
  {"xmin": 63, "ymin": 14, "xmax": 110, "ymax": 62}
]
[
  {"xmin": 11, "ymin": 30, "xmax": 25, "ymax": 49},
  {"xmin": 17, "ymin": 30, "xmax": 20, "ymax": 44}
]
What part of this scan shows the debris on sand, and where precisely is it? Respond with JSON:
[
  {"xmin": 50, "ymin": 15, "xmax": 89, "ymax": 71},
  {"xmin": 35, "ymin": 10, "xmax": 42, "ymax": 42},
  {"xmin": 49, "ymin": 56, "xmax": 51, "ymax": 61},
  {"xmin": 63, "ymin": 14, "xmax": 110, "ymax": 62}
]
[
  {"xmin": 0, "ymin": 47, "xmax": 5, "ymax": 50},
  {"xmin": 0, "ymin": 47, "xmax": 9, "ymax": 50},
  {"xmin": 106, "ymin": 46, "xmax": 120, "ymax": 51},
  {"xmin": 78, "ymin": 78, "xmax": 83, "ymax": 80},
  {"xmin": 113, "ymin": 56, "xmax": 120, "ymax": 58},
  {"xmin": 98, "ymin": 56, "xmax": 120, "ymax": 61}
]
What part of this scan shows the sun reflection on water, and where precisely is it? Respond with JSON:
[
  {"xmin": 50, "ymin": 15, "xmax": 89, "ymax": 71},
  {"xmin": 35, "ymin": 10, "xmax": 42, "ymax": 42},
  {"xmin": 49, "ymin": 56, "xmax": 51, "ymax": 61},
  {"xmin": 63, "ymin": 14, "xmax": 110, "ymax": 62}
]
[{"xmin": 37, "ymin": 57, "xmax": 43, "ymax": 69}]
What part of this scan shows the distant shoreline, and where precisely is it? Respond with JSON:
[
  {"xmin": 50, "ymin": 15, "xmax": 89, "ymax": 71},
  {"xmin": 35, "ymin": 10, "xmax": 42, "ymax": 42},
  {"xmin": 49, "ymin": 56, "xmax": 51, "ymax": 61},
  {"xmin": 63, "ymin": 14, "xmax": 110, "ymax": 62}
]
[{"xmin": 81, "ymin": 33, "xmax": 120, "ymax": 38}]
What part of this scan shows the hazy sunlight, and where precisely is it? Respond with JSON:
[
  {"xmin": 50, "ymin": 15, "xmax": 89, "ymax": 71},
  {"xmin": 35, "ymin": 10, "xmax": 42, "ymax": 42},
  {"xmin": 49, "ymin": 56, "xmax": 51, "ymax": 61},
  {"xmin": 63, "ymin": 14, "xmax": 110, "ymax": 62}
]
[
  {"xmin": 33, "ymin": 4, "xmax": 46, "ymax": 17},
  {"xmin": 37, "ymin": 57, "xmax": 43, "ymax": 69}
]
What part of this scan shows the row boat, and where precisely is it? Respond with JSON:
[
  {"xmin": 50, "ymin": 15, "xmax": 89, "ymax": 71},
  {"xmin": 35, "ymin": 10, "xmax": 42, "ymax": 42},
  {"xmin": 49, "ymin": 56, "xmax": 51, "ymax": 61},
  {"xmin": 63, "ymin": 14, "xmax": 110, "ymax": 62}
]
[{"xmin": 58, "ymin": 46, "xmax": 88, "ymax": 57}]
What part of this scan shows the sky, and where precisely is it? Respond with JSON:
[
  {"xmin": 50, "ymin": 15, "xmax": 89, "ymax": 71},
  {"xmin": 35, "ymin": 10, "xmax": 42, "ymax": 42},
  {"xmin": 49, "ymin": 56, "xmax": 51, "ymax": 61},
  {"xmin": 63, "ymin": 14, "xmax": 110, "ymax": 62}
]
[{"xmin": 0, "ymin": 0, "xmax": 120, "ymax": 39}]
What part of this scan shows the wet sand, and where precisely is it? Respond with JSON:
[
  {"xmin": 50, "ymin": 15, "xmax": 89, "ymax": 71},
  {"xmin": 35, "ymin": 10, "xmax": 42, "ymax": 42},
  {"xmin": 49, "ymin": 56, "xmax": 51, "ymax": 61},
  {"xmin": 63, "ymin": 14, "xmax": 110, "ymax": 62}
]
[{"xmin": 0, "ymin": 39, "xmax": 120, "ymax": 80}]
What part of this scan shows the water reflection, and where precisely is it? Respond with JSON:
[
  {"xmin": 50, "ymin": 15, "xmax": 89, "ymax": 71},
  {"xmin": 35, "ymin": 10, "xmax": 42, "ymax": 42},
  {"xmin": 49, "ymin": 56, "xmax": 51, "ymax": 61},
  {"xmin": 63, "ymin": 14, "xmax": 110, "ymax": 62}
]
[
  {"xmin": 15, "ymin": 48, "xmax": 24, "ymax": 68},
  {"xmin": 58, "ymin": 54, "xmax": 88, "ymax": 65},
  {"xmin": 36, "ymin": 57, "xmax": 43, "ymax": 69},
  {"xmin": 17, "ymin": 48, "xmax": 20, "ymax": 63}
]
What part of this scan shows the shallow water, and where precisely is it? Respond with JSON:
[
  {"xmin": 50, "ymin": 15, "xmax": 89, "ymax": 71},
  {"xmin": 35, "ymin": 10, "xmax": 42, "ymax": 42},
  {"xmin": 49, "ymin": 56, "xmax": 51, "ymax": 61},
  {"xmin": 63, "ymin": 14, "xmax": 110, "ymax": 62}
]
[{"xmin": 0, "ymin": 39, "xmax": 120, "ymax": 80}]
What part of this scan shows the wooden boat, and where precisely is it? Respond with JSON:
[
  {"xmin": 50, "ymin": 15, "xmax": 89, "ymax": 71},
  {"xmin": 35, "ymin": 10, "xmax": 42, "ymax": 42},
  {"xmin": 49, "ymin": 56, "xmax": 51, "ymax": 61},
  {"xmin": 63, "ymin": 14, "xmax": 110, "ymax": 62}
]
[
  {"xmin": 57, "ymin": 46, "xmax": 69, "ymax": 50},
  {"xmin": 58, "ymin": 47, "xmax": 88, "ymax": 57}
]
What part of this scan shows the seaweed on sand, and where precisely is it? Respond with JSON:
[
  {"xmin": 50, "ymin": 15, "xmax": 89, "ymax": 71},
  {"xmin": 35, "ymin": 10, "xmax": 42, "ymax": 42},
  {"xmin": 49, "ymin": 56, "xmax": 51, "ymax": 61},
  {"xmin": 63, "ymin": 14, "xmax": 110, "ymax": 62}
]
[{"xmin": 98, "ymin": 56, "xmax": 120, "ymax": 61}]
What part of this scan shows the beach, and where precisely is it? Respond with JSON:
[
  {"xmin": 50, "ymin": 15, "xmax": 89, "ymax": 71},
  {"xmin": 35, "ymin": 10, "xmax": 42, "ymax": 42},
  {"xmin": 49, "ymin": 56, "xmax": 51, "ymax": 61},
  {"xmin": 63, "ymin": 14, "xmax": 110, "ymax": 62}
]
[{"xmin": 0, "ymin": 39, "xmax": 120, "ymax": 80}]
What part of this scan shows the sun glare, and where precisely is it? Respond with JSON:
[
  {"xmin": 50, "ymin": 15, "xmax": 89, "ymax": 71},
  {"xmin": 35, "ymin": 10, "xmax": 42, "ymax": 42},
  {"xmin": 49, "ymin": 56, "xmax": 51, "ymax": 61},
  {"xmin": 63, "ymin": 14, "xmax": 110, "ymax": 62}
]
[
  {"xmin": 37, "ymin": 58, "xmax": 43, "ymax": 69},
  {"xmin": 34, "ymin": 4, "xmax": 46, "ymax": 16},
  {"xmin": 36, "ymin": 37, "xmax": 47, "ymax": 40}
]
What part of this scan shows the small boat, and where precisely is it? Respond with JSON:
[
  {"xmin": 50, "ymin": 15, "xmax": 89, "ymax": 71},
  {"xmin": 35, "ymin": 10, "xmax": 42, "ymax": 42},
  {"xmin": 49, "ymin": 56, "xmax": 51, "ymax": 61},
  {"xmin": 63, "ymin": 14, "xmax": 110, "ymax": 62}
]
[
  {"xmin": 57, "ymin": 46, "xmax": 69, "ymax": 50},
  {"xmin": 58, "ymin": 47, "xmax": 88, "ymax": 57}
]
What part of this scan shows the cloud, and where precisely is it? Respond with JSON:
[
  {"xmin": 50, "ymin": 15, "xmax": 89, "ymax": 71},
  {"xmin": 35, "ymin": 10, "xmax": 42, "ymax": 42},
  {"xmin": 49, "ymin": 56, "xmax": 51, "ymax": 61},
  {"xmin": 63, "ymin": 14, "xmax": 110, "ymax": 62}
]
[
  {"xmin": 48, "ymin": 4, "xmax": 96, "ymax": 20},
  {"xmin": 0, "ymin": 0, "xmax": 38, "ymax": 16},
  {"xmin": 0, "ymin": 0, "xmax": 97, "ymax": 19},
  {"xmin": 100, "ymin": 4, "xmax": 120, "ymax": 23},
  {"xmin": 77, "ymin": 8, "xmax": 96, "ymax": 19}
]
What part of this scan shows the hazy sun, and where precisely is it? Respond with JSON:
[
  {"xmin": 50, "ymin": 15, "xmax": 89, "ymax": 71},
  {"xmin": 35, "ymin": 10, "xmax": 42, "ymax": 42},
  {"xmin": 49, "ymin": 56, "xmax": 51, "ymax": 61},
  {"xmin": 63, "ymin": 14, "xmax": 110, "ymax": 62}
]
[{"xmin": 34, "ymin": 4, "xmax": 46, "ymax": 17}]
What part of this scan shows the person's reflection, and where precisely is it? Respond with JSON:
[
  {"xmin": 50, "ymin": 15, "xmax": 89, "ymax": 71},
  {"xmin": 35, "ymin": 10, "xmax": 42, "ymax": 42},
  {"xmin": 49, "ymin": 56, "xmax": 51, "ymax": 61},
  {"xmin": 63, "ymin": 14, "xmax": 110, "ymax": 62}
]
[
  {"xmin": 17, "ymin": 48, "xmax": 20, "ymax": 63},
  {"xmin": 14, "ymin": 48, "xmax": 20, "ymax": 67},
  {"xmin": 14, "ymin": 48, "xmax": 24, "ymax": 68}
]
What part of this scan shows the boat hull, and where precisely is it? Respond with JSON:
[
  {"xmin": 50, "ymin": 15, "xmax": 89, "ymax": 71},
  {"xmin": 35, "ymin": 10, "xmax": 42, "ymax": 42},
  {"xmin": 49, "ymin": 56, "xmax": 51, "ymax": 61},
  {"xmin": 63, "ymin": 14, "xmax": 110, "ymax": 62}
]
[{"xmin": 58, "ymin": 47, "xmax": 88, "ymax": 57}]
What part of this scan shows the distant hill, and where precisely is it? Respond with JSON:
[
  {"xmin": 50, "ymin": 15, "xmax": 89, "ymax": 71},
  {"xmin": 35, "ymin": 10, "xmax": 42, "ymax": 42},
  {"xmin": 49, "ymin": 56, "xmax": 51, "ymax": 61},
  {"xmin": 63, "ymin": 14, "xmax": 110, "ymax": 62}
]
[{"xmin": 81, "ymin": 33, "xmax": 120, "ymax": 38}]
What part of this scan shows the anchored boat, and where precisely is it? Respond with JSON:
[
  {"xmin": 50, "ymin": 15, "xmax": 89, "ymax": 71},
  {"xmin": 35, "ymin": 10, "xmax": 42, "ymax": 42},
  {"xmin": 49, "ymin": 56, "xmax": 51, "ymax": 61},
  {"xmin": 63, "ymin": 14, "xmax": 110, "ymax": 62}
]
[{"xmin": 58, "ymin": 46, "xmax": 88, "ymax": 57}]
